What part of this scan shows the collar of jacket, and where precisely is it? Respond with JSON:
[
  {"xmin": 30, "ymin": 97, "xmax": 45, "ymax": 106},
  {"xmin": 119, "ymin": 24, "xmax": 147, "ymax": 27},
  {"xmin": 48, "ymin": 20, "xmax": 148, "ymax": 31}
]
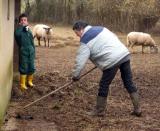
[{"xmin": 81, "ymin": 25, "xmax": 92, "ymax": 38}]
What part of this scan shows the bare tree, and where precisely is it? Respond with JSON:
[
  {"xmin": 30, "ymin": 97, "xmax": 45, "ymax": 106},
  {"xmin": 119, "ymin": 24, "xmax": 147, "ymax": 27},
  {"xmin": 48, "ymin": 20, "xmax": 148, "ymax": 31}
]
[
  {"xmin": 24, "ymin": 0, "xmax": 31, "ymax": 15},
  {"xmin": 29, "ymin": 0, "xmax": 160, "ymax": 32}
]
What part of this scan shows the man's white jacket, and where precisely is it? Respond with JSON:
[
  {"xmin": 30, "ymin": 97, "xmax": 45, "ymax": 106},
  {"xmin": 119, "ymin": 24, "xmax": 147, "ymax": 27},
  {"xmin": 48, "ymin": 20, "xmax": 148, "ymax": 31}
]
[{"xmin": 73, "ymin": 25, "xmax": 130, "ymax": 78}]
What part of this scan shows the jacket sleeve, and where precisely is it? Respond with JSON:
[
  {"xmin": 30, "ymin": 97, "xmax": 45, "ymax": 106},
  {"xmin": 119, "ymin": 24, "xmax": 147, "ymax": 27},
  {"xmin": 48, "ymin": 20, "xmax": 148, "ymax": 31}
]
[
  {"xmin": 29, "ymin": 29, "xmax": 35, "ymax": 49},
  {"xmin": 14, "ymin": 27, "xmax": 23, "ymax": 47},
  {"xmin": 14, "ymin": 31, "xmax": 20, "ymax": 47},
  {"xmin": 72, "ymin": 44, "xmax": 90, "ymax": 78}
]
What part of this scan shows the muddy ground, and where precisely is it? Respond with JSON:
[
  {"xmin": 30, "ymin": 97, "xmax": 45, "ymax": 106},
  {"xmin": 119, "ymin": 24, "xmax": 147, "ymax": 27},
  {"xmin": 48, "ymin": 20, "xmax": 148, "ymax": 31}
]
[{"xmin": 2, "ymin": 26, "xmax": 160, "ymax": 131}]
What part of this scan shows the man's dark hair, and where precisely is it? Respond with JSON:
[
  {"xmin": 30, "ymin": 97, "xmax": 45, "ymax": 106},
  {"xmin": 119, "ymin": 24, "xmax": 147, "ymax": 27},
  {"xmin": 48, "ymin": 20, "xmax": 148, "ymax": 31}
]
[
  {"xmin": 73, "ymin": 20, "xmax": 88, "ymax": 31},
  {"xmin": 18, "ymin": 13, "xmax": 28, "ymax": 22}
]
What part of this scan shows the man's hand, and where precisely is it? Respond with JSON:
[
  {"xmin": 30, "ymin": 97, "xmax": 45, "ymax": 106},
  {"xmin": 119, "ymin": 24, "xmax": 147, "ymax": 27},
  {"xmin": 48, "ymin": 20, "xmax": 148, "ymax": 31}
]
[{"xmin": 72, "ymin": 76, "xmax": 80, "ymax": 82}]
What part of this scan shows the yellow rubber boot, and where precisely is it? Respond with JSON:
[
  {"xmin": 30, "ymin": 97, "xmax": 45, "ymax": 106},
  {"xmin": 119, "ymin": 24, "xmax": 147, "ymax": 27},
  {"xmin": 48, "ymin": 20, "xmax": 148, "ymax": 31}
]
[
  {"xmin": 20, "ymin": 75, "xmax": 28, "ymax": 91},
  {"xmin": 27, "ymin": 74, "xmax": 34, "ymax": 87}
]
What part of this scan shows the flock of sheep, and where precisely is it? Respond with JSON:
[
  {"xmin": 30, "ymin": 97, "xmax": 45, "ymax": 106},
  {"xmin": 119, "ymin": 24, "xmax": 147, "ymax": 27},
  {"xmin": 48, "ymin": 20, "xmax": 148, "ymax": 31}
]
[{"xmin": 32, "ymin": 24, "xmax": 158, "ymax": 53}]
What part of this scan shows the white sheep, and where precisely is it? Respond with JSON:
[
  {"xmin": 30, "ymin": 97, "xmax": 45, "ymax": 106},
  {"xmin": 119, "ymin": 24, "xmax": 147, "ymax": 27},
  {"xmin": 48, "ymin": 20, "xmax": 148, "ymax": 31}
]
[
  {"xmin": 33, "ymin": 24, "xmax": 53, "ymax": 47},
  {"xmin": 127, "ymin": 32, "xmax": 158, "ymax": 53}
]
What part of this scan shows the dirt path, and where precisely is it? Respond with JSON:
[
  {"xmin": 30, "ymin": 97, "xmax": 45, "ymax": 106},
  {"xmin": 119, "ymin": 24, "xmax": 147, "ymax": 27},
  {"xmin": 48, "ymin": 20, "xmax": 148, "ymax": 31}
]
[{"xmin": 2, "ymin": 26, "xmax": 160, "ymax": 131}]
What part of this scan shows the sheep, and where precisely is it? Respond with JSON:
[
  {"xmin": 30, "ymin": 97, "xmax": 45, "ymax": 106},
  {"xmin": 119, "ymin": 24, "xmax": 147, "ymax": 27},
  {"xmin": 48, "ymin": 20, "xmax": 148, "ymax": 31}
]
[
  {"xmin": 127, "ymin": 32, "xmax": 158, "ymax": 53},
  {"xmin": 33, "ymin": 24, "xmax": 53, "ymax": 47}
]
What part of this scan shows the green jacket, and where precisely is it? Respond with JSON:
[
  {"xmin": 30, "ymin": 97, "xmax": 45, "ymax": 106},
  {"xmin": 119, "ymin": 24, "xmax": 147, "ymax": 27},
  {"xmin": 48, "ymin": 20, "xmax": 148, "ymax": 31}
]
[{"xmin": 14, "ymin": 25, "xmax": 35, "ymax": 74}]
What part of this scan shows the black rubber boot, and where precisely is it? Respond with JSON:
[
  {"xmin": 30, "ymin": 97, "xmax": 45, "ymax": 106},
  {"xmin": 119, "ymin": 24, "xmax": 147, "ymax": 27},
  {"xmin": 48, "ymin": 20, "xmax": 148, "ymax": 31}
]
[
  {"xmin": 130, "ymin": 92, "xmax": 142, "ymax": 117},
  {"xmin": 86, "ymin": 96, "xmax": 107, "ymax": 117}
]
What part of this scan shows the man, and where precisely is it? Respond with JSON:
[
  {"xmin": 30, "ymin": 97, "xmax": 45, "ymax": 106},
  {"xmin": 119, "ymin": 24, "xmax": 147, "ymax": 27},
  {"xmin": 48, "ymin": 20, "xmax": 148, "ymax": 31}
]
[
  {"xmin": 72, "ymin": 21, "xmax": 141, "ymax": 117},
  {"xmin": 14, "ymin": 13, "xmax": 35, "ymax": 91}
]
